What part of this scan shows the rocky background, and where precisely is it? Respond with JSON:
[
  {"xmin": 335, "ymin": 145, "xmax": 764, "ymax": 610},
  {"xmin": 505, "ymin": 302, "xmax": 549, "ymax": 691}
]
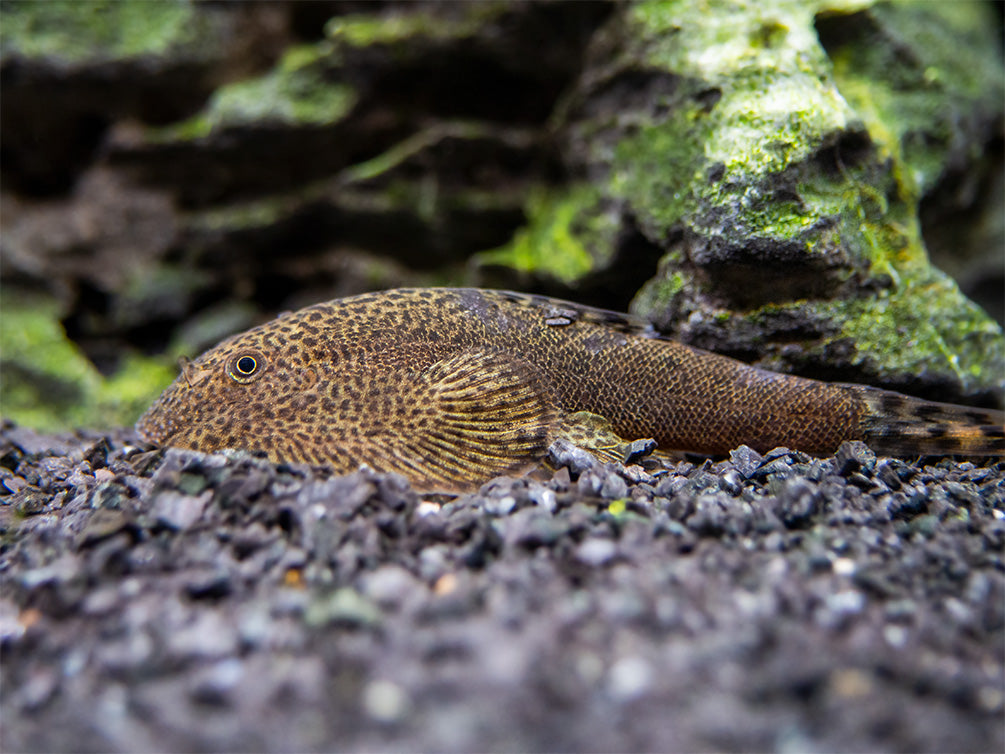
[
  {"xmin": 1, "ymin": 1, "xmax": 1003, "ymax": 752},
  {"xmin": 1, "ymin": 0, "xmax": 1003, "ymax": 430}
]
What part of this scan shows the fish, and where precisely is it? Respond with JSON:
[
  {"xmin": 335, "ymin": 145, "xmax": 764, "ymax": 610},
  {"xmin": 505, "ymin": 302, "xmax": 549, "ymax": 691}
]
[{"xmin": 137, "ymin": 287, "xmax": 1004, "ymax": 491}]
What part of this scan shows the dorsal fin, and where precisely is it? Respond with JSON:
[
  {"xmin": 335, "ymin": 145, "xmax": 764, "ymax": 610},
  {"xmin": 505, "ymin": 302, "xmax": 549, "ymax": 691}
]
[{"xmin": 487, "ymin": 290, "xmax": 660, "ymax": 338}]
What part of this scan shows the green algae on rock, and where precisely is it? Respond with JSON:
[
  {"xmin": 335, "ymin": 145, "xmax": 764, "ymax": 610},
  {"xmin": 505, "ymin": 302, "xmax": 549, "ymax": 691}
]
[
  {"xmin": 474, "ymin": 185, "xmax": 617, "ymax": 286},
  {"xmin": 156, "ymin": 45, "xmax": 357, "ymax": 141},
  {"xmin": 325, "ymin": 5, "xmax": 507, "ymax": 50},
  {"xmin": 552, "ymin": 0, "xmax": 1003, "ymax": 402},
  {"xmin": 0, "ymin": 290, "xmax": 174, "ymax": 431},
  {"xmin": 0, "ymin": 0, "xmax": 226, "ymax": 195},
  {"xmin": 0, "ymin": 0, "xmax": 216, "ymax": 66}
]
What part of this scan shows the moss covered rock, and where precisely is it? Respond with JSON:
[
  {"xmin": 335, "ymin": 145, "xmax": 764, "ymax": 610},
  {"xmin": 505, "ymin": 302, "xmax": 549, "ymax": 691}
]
[
  {"xmin": 0, "ymin": 290, "xmax": 174, "ymax": 431},
  {"xmin": 558, "ymin": 0, "xmax": 1003, "ymax": 403},
  {"xmin": 0, "ymin": 0, "xmax": 226, "ymax": 194}
]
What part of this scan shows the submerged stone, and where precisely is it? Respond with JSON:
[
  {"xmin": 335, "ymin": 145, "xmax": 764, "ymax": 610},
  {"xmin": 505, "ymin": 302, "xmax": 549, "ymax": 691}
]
[{"xmin": 556, "ymin": 0, "xmax": 1004, "ymax": 402}]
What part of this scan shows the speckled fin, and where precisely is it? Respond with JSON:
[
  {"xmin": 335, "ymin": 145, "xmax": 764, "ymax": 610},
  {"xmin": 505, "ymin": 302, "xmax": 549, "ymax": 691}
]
[
  {"xmin": 380, "ymin": 350, "xmax": 559, "ymax": 492},
  {"xmin": 557, "ymin": 411, "xmax": 658, "ymax": 465}
]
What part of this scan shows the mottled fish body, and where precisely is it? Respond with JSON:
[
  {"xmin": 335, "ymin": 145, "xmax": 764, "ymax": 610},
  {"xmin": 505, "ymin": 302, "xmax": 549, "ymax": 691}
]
[{"xmin": 138, "ymin": 288, "xmax": 1004, "ymax": 490}]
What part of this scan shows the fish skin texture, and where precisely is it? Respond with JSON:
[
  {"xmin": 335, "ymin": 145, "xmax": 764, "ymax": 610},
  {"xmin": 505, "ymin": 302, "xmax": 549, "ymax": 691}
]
[{"xmin": 138, "ymin": 288, "xmax": 1004, "ymax": 491}]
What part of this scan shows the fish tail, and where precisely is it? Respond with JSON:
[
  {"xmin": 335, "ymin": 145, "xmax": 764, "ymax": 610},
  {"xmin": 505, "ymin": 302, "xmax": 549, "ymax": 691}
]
[{"xmin": 845, "ymin": 385, "xmax": 1004, "ymax": 457}]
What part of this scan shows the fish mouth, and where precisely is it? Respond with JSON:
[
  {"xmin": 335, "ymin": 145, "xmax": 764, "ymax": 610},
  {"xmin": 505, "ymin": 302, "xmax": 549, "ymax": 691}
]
[
  {"xmin": 135, "ymin": 381, "xmax": 187, "ymax": 446},
  {"xmin": 135, "ymin": 357, "xmax": 213, "ymax": 446},
  {"xmin": 135, "ymin": 399, "xmax": 172, "ymax": 446}
]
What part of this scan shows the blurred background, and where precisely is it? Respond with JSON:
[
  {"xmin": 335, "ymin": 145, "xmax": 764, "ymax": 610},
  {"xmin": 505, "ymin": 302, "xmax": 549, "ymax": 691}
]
[{"xmin": 1, "ymin": 0, "xmax": 1002, "ymax": 431}]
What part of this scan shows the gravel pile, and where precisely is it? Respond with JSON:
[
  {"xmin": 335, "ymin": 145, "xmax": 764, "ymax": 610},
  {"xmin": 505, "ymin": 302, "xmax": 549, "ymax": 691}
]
[{"xmin": 1, "ymin": 421, "xmax": 1003, "ymax": 752}]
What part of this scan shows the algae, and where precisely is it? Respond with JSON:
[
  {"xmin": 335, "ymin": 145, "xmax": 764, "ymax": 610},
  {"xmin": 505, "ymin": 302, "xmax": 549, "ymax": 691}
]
[
  {"xmin": 187, "ymin": 195, "xmax": 309, "ymax": 234},
  {"xmin": 474, "ymin": 185, "xmax": 616, "ymax": 286},
  {"xmin": 341, "ymin": 122, "xmax": 504, "ymax": 185},
  {"xmin": 606, "ymin": 0, "xmax": 1004, "ymax": 396},
  {"xmin": 615, "ymin": 0, "xmax": 861, "ymax": 245},
  {"xmin": 0, "ymin": 0, "xmax": 214, "ymax": 65},
  {"xmin": 815, "ymin": 271, "xmax": 1002, "ymax": 384},
  {"xmin": 822, "ymin": 1, "xmax": 1003, "ymax": 201},
  {"xmin": 0, "ymin": 290, "xmax": 174, "ymax": 431},
  {"xmin": 155, "ymin": 44, "xmax": 356, "ymax": 140},
  {"xmin": 325, "ymin": 4, "xmax": 506, "ymax": 49}
]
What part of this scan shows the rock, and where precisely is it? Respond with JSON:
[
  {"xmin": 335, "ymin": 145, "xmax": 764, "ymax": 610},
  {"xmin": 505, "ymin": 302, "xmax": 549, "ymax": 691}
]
[
  {"xmin": 152, "ymin": 489, "xmax": 210, "ymax": 531},
  {"xmin": 304, "ymin": 588, "xmax": 382, "ymax": 629},
  {"xmin": 546, "ymin": 438, "xmax": 598, "ymax": 477},
  {"xmin": 166, "ymin": 609, "xmax": 240, "ymax": 661},
  {"xmin": 774, "ymin": 477, "xmax": 822, "ymax": 529},
  {"xmin": 188, "ymin": 658, "xmax": 245, "ymax": 707},
  {"xmin": 570, "ymin": 1, "xmax": 1004, "ymax": 402},
  {"xmin": 1, "ymin": 424, "xmax": 1004, "ymax": 752},
  {"xmin": 359, "ymin": 565, "xmax": 422, "ymax": 609},
  {"xmin": 574, "ymin": 537, "xmax": 618, "ymax": 567},
  {"xmin": 719, "ymin": 469, "xmax": 744, "ymax": 497},
  {"xmin": 729, "ymin": 445, "xmax": 763, "ymax": 479},
  {"xmin": 362, "ymin": 679, "xmax": 411, "ymax": 724},
  {"xmin": 835, "ymin": 441, "xmax": 878, "ymax": 477},
  {"xmin": 599, "ymin": 472, "xmax": 628, "ymax": 500},
  {"xmin": 606, "ymin": 655, "xmax": 653, "ymax": 702},
  {"xmin": 182, "ymin": 569, "xmax": 232, "ymax": 601}
]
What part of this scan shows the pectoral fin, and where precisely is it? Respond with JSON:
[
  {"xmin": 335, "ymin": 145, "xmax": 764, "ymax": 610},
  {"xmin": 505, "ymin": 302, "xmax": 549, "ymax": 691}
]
[{"xmin": 368, "ymin": 350, "xmax": 559, "ymax": 491}]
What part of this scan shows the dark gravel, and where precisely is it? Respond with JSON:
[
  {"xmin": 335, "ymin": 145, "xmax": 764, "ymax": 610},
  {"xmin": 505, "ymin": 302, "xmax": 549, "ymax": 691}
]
[{"xmin": 1, "ymin": 421, "xmax": 1003, "ymax": 753}]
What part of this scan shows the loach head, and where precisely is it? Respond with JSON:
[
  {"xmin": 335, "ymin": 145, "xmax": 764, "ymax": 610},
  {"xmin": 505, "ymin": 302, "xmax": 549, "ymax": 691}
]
[{"xmin": 136, "ymin": 303, "xmax": 338, "ymax": 463}]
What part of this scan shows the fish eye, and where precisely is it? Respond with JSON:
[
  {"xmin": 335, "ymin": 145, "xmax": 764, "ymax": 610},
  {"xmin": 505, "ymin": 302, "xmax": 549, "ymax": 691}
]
[{"xmin": 227, "ymin": 351, "xmax": 265, "ymax": 383}]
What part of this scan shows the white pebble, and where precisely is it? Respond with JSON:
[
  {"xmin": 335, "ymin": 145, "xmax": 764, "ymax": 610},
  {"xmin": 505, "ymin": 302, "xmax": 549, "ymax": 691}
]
[
  {"xmin": 832, "ymin": 557, "xmax": 856, "ymax": 576},
  {"xmin": 607, "ymin": 655, "xmax": 652, "ymax": 701},
  {"xmin": 826, "ymin": 589, "xmax": 864, "ymax": 615},
  {"xmin": 883, "ymin": 625, "xmax": 908, "ymax": 648},
  {"xmin": 575, "ymin": 538, "xmax": 618, "ymax": 566},
  {"xmin": 416, "ymin": 501, "xmax": 441, "ymax": 517},
  {"xmin": 363, "ymin": 679, "xmax": 410, "ymax": 723}
]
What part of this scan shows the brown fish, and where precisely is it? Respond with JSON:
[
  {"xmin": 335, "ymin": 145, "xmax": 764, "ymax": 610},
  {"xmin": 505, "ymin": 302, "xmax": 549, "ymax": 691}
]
[{"xmin": 137, "ymin": 288, "xmax": 1004, "ymax": 491}]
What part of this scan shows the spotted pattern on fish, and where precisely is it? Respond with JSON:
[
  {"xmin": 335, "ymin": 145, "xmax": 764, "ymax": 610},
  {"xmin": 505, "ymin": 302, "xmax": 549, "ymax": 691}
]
[{"xmin": 137, "ymin": 288, "xmax": 1004, "ymax": 491}]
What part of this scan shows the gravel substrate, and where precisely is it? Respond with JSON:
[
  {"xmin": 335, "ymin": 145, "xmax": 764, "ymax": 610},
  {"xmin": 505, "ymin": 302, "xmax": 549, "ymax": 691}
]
[{"xmin": 1, "ymin": 421, "xmax": 1003, "ymax": 753}]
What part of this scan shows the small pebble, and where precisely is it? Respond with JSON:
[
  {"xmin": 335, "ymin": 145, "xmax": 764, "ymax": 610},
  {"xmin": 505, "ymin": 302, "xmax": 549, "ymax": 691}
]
[
  {"xmin": 575, "ymin": 538, "xmax": 618, "ymax": 567},
  {"xmin": 363, "ymin": 680, "xmax": 411, "ymax": 723},
  {"xmin": 607, "ymin": 656, "xmax": 652, "ymax": 701},
  {"xmin": 729, "ymin": 445, "xmax": 763, "ymax": 478},
  {"xmin": 2, "ymin": 423, "xmax": 1002, "ymax": 753},
  {"xmin": 547, "ymin": 439, "xmax": 597, "ymax": 476},
  {"xmin": 485, "ymin": 495, "xmax": 517, "ymax": 516},
  {"xmin": 600, "ymin": 473, "xmax": 628, "ymax": 500},
  {"xmin": 153, "ymin": 489, "xmax": 210, "ymax": 531},
  {"xmin": 189, "ymin": 658, "xmax": 245, "ymax": 707},
  {"xmin": 416, "ymin": 501, "xmax": 442, "ymax": 517}
]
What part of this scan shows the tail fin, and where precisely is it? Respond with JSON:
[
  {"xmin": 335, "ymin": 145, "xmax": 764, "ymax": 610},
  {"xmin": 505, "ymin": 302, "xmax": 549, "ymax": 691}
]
[{"xmin": 845, "ymin": 385, "xmax": 1004, "ymax": 457}]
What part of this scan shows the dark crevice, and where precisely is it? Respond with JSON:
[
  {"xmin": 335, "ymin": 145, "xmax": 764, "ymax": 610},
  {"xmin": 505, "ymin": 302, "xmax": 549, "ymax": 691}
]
[
  {"xmin": 812, "ymin": 128, "xmax": 874, "ymax": 178},
  {"xmin": 0, "ymin": 108, "xmax": 109, "ymax": 197},
  {"xmin": 342, "ymin": 3, "xmax": 615, "ymax": 126},
  {"xmin": 0, "ymin": 61, "xmax": 218, "ymax": 197},
  {"xmin": 814, "ymin": 9, "xmax": 878, "ymax": 60},
  {"xmin": 572, "ymin": 221, "xmax": 667, "ymax": 312},
  {"xmin": 919, "ymin": 128, "xmax": 1005, "ymax": 327}
]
